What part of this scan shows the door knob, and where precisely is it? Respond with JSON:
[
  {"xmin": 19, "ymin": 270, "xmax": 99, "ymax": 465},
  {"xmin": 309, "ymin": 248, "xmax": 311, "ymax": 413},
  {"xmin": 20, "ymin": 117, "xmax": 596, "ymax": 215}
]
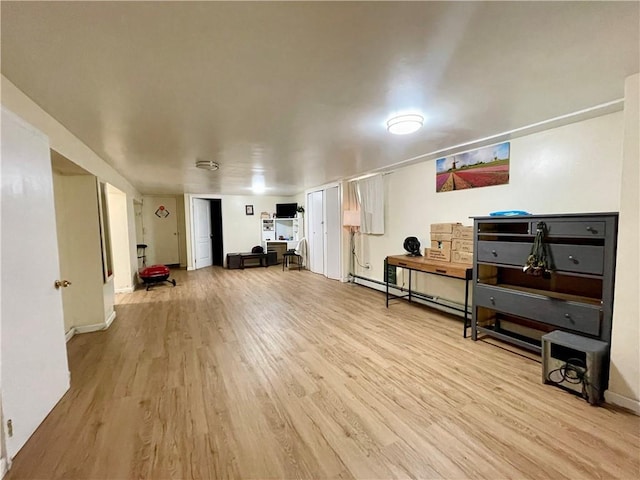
[{"xmin": 55, "ymin": 280, "xmax": 72, "ymax": 289}]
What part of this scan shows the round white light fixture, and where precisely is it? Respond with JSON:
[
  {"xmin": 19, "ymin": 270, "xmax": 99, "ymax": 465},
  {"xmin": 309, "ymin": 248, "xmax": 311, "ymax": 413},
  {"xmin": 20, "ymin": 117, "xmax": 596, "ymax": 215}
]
[
  {"xmin": 195, "ymin": 160, "xmax": 220, "ymax": 171},
  {"xmin": 386, "ymin": 114, "xmax": 424, "ymax": 135}
]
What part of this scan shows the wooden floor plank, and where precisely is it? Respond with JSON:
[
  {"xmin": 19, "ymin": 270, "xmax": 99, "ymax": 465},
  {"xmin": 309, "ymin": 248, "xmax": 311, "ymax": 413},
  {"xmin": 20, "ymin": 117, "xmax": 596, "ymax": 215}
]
[{"xmin": 5, "ymin": 266, "xmax": 640, "ymax": 479}]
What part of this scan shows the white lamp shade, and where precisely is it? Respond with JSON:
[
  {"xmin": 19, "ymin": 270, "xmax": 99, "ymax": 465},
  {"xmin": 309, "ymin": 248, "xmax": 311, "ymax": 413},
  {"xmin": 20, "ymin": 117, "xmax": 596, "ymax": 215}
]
[{"xmin": 343, "ymin": 210, "xmax": 361, "ymax": 227}]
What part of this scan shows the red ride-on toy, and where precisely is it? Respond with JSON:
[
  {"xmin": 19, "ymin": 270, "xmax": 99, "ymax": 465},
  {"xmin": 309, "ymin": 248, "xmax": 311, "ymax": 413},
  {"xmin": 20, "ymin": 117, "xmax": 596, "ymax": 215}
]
[
  {"xmin": 137, "ymin": 244, "xmax": 176, "ymax": 290},
  {"xmin": 139, "ymin": 264, "xmax": 176, "ymax": 291}
]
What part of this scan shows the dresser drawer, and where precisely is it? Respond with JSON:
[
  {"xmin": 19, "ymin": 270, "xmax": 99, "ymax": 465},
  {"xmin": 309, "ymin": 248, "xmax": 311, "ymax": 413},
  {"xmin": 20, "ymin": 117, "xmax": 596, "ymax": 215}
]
[
  {"xmin": 475, "ymin": 285, "xmax": 601, "ymax": 336},
  {"xmin": 550, "ymin": 244, "xmax": 604, "ymax": 275},
  {"xmin": 477, "ymin": 241, "xmax": 604, "ymax": 275},
  {"xmin": 532, "ymin": 220, "xmax": 606, "ymax": 238},
  {"xmin": 477, "ymin": 241, "xmax": 530, "ymax": 266}
]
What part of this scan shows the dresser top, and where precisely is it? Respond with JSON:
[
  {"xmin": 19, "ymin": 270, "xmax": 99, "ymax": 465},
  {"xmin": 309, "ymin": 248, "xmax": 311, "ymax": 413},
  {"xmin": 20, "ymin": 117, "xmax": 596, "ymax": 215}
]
[{"xmin": 471, "ymin": 212, "xmax": 618, "ymax": 220}]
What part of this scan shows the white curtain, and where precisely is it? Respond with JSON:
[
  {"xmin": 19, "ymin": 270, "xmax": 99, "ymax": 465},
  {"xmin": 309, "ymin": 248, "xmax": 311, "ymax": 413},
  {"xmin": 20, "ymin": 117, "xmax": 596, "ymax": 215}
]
[{"xmin": 356, "ymin": 174, "xmax": 385, "ymax": 234}]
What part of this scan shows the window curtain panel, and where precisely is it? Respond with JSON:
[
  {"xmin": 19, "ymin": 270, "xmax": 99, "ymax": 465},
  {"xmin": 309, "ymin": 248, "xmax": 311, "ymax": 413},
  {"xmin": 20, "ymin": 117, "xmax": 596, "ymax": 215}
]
[
  {"xmin": 356, "ymin": 174, "xmax": 385, "ymax": 234},
  {"xmin": 345, "ymin": 180, "xmax": 359, "ymax": 213}
]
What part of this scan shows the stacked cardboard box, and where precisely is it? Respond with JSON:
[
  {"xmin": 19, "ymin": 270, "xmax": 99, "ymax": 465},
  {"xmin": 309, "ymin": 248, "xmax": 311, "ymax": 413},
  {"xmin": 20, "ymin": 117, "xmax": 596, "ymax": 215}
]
[
  {"xmin": 424, "ymin": 222, "xmax": 474, "ymax": 264},
  {"xmin": 451, "ymin": 224, "xmax": 474, "ymax": 264},
  {"xmin": 425, "ymin": 223, "xmax": 459, "ymax": 262}
]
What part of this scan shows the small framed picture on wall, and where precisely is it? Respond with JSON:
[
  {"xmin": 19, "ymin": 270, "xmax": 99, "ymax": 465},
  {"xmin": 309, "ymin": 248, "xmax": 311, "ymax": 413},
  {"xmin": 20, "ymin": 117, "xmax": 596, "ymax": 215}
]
[{"xmin": 245, "ymin": 205, "xmax": 254, "ymax": 215}]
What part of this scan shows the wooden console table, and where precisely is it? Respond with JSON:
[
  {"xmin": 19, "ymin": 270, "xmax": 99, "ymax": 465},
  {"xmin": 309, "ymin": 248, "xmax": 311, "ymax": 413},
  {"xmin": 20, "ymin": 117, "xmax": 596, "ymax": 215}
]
[{"xmin": 385, "ymin": 255, "xmax": 473, "ymax": 337}]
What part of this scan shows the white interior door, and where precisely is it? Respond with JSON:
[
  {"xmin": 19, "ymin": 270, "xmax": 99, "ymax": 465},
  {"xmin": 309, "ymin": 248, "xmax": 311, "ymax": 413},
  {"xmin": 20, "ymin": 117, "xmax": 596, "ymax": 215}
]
[
  {"xmin": 193, "ymin": 198, "xmax": 212, "ymax": 269},
  {"xmin": 142, "ymin": 196, "xmax": 179, "ymax": 265},
  {"xmin": 1, "ymin": 107, "xmax": 70, "ymax": 459},
  {"xmin": 324, "ymin": 185, "xmax": 341, "ymax": 280},
  {"xmin": 307, "ymin": 190, "xmax": 324, "ymax": 274}
]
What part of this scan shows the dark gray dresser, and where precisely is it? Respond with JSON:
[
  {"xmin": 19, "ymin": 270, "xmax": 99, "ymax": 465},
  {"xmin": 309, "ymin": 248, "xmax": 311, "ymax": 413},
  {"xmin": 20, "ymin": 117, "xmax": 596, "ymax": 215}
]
[{"xmin": 471, "ymin": 213, "xmax": 618, "ymax": 353}]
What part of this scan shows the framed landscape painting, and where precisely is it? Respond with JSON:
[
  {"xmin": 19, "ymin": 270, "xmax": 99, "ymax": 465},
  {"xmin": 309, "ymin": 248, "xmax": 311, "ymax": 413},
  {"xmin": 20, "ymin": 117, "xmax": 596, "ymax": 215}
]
[{"xmin": 436, "ymin": 142, "xmax": 510, "ymax": 192}]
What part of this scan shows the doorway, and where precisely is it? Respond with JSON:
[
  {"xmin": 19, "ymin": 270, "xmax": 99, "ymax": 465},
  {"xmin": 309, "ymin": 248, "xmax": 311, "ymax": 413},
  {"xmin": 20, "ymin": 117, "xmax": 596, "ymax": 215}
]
[
  {"xmin": 210, "ymin": 199, "xmax": 224, "ymax": 266},
  {"xmin": 192, "ymin": 197, "xmax": 223, "ymax": 269}
]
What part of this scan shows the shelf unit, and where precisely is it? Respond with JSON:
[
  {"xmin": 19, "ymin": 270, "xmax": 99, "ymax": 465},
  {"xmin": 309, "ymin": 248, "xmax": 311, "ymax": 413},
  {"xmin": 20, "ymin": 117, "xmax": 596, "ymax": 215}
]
[
  {"xmin": 261, "ymin": 217, "xmax": 300, "ymax": 262},
  {"xmin": 471, "ymin": 213, "xmax": 618, "ymax": 356}
]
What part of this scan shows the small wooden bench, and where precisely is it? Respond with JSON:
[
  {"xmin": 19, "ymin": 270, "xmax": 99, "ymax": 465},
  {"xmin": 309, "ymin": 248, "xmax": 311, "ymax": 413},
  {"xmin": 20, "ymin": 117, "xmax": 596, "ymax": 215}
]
[{"xmin": 239, "ymin": 252, "xmax": 268, "ymax": 269}]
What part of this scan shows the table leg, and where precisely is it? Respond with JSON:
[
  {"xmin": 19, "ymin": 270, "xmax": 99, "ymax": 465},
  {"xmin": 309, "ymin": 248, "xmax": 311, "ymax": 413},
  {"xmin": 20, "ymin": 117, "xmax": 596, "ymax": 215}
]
[
  {"xmin": 463, "ymin": 277, "xmax": 470, "ymax": 338},
  {"xmin": 385, "ymin": 257, "xmax": 389, "ymax": 308},
  {"xmin": 408, "ymin": 270, "xmax": 412, "ymax": 303}
]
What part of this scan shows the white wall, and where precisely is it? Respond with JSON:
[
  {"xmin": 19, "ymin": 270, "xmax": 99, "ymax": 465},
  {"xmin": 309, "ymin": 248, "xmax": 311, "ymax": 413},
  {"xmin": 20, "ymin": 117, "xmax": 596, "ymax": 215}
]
[
  {"xmin": 106, "ymin": 184, "xmax": 133, "ymax": 293},
  {"xmin": 184, "ymin": 194, "xmax": 293, "ymax": 269},
  {"xmin": 607, "ymin": 74, "xmax": 640, "ymax": 413},
  {"xmin": 354, "ymin": 111, "xmax": 624, "ymax": 303}
]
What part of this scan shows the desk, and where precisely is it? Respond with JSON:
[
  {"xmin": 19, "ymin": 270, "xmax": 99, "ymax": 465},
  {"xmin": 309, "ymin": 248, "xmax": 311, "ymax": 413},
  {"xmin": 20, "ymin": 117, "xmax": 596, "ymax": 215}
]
[{"xmin": 385, "ymin": 255, "xmax": 473, "ymax": 337}]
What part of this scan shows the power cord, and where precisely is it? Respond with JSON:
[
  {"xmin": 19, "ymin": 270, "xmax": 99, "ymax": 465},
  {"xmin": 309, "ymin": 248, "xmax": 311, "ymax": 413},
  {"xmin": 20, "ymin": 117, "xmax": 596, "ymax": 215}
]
[
  {"xmin": 546, "ymin": 357, "xmax": 598, "ymax": 403},
  {"xmin": 351, "ymin": 231, "xmax": 370, "ymax": 269}
]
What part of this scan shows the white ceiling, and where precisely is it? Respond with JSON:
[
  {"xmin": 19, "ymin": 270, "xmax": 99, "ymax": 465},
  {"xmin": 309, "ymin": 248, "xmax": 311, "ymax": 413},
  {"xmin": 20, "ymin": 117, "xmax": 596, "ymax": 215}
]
[{"xmin": 2, "ymin": 1, "xmax": 638, "ymax": 196}]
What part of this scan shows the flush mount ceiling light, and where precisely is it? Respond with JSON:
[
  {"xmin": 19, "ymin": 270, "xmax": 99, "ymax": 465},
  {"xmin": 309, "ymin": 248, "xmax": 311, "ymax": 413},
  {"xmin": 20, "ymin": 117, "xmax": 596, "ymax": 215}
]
[
  {"xmin": 195, "ymin": 160, "xmax": 219, "ymax": 171},
  {"xmin": 386, "ymin": 114, "xmax": 424, "ymax": 135}
]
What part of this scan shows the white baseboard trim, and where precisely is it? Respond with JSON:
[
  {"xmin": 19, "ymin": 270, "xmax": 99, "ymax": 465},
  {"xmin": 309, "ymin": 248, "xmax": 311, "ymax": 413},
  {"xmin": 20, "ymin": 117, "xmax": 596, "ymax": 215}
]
[
  {"xmin": 65, "ymin": 328, "xmax": 76, "ymax": 342},
  {"xmin": 115, "ymin": 286, "xmax": 134, "ymax": 294},
  {"xmin": 1, "ymin": 457, "xmax": 8, "ymax": 479},
  {"xmin": 74, "ymin": 323, "xmax": 106, "ymax": 334},
  {"xmin": 71, "ymin": 312, "xmax": 116, "ymax": 336},
  {"xmin": 105, "ymin": 310, "xmax": 116, "ymax": 329},
  {"xmin": 604, "ymin": 390, "xmax": 640, "ymax": 415}
]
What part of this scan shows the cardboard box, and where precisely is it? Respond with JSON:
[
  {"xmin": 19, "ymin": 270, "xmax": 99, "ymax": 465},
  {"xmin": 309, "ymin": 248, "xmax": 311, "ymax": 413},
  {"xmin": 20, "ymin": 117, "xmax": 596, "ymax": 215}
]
[
  {"xmin": 451, "ymin": 250, "xmax": 473, "ymax": 265},
  {"xmin": 452, "ymin": 225, "xmax": 474, "ymax": 240},
  {"xmin": 430, "ymin": 222, "xmax": 461, "ymax": 234},
  {"xmin": 430, "ymin": 240, "xmax": 452, "ymax": 252},
  {"xmin": 425, "ymin": 247, "xmax": 451, "ymax": 262},
  {"xmin": 430, "ymin": 232, "xmax": 453, "ymax": 242},
  {"xmin": 452, "ymin": 239, "xmax": 474, "ymax": 252}
]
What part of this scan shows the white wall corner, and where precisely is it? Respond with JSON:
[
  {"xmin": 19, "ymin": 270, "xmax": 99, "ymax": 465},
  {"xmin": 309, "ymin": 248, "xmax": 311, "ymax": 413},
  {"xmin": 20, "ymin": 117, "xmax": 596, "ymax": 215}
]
[{"xmin": 605, "ymin": 390, "xmax": 640, "ymax": 416}]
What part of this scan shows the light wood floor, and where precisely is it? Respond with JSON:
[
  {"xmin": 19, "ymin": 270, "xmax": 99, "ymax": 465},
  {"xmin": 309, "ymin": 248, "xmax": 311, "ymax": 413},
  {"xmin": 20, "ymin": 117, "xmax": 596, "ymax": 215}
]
[{"xmin": 7, "ymin": 267, "xmax": 640, "ymax": 479}]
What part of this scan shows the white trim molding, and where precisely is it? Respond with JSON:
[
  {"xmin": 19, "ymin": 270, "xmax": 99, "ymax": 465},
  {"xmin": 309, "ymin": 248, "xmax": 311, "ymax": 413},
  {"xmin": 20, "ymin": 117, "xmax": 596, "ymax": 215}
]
[
  {"xmin": 64, "ymin": 328, "xmax": 76, "ymax": 343},
  {"xmin": 114, "ymin": 286, "xmax": 134, "ymax": 294},
  {"xmin": 105, "ymin": 311, "xmax": 116, "ymax": 329},
  {"xmin": 605, "ymin": 390, "xmax": 640, "ymax": 415},
  {"xmin": 1, "ymin": 457, "xmax": 8, "ymax": 479},
  {"xmin": 74, "ymin": 323, "xmax": 107, "ymax": 334},
  {"xmin": 65, "ymin": 309, "xmax": 116, "ymax": 342}
]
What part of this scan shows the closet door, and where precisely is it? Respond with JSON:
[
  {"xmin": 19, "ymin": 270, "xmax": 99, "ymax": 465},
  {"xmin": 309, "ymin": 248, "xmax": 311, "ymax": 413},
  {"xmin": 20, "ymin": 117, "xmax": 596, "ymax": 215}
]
[
  {"xmin": 324, "ymin": 186, "xmax": 341, "ymax": 280},
  {"xmin": 307, "ymin": 190, "xmax": 324, "ymax": 274},
  {"xmin": 142, "ymin": 196, "xmax": 179, "ymax": 265}
]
